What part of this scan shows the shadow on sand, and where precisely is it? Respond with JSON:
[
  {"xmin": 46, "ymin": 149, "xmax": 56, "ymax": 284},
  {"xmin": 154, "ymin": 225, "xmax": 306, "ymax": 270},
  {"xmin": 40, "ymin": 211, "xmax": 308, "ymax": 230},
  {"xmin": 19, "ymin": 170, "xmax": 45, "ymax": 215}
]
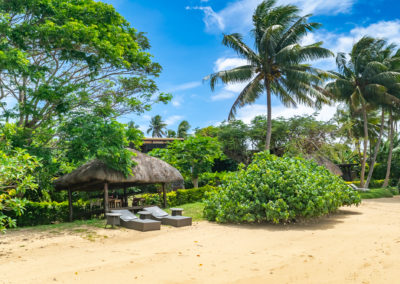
[{"xmin": 218, "ymin": 208, "xmax": 362, "ymax": 232}]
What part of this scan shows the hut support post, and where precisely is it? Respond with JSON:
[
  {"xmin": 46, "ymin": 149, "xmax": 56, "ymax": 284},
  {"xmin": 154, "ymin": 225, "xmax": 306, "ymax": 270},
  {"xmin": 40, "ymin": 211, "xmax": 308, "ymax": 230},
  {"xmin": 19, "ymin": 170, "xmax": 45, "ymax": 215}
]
[
  {"xmin": 162, "ymin": 183, "xmax": 167, "ymax": 208},
  {"xmin": 68, "ymin": 188, "xmax": 73, "ymax": 222},
  {"xmin": 104, "ymin": 182, "xmax": 109, "ymax": 214},
  {"xmin": 123, "ymin": 185, "xmax": 127, "ymax": 207}
]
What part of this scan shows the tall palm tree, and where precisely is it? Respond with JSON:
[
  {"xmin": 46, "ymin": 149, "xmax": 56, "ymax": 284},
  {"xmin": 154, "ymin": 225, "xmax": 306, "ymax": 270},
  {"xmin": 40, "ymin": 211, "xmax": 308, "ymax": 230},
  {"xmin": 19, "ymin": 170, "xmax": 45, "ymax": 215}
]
[
  {"xmin": 326, "ymin": 37, "xmax": 400, "ymax": 187},
  {"xmin": 147, "ymin": 115, "xmax": 167, "ymax": 138},
  {"xmin": 177, "ymin": 120, "xmax": 191, "ymax": 138},
  {"xmin": 205, "ymin": 0, "xmax": 333, "ymax": 150}
]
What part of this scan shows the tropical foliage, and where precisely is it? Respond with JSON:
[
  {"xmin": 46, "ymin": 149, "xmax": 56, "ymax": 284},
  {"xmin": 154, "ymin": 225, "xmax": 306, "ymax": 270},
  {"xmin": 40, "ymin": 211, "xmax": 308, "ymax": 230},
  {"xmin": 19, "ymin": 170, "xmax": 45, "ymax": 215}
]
[
  {"xmin": 204, "ymin": 152, "xmax": 361, "ymax": 223},
  {"xmin": 205, "ymin": 0, "xmax": 333, "ymax": 150},
  {"xmin": 147, "ymin": 115, "xmax": 167, "ymax": 137},
  {"xmin": 325, "ymin": 37, "xmax": 400, "ymax": 187},
  {"xmin": 149, "ymin": 136, "xmax": 223, "ymax": 188},
  {"xmin": 0, "ymin": 148, "xmax": 40, "ymax": 232}
]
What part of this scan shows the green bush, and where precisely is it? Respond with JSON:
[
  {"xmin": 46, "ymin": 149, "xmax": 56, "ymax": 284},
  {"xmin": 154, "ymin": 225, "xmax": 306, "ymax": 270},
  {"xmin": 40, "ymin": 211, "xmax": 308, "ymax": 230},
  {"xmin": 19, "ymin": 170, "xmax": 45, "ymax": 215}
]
[
  {"xmin": 204, "ymin": 152, "xmax": 361, "ymax": 224},
  {"xmin": 142, "ymin": 185, "xmax": 215, "ymax": 207},
  {"xmin": 6, "ymin": 200, "xmax": 92, "ymax": 227},
  {"xmin": 184, "ymin": 172, "xmax": 233, "ymax": 188}
]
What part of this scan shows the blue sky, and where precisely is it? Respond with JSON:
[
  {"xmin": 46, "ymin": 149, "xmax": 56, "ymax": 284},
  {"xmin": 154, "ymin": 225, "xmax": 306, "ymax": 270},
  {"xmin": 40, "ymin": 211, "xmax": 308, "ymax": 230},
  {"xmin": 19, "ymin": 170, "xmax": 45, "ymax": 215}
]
[{"xmin": 103, "ymin": 0, "xmax": 400, "ymax": 134}]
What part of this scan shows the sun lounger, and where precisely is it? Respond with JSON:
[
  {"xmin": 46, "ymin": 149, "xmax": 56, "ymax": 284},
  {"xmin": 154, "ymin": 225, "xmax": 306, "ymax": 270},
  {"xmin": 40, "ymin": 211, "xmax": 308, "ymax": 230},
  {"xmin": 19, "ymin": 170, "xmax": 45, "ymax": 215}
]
[
  {"xmin": 349, "ymin": 183, "xmax": 369, "ymax": 192},
  {"xmin": 144, "ymin": 206, "xmax": 192, "ymax": 227},
  {"xmin": 110, "ymin": 209, "xmax": 161, "ymax": 232}
]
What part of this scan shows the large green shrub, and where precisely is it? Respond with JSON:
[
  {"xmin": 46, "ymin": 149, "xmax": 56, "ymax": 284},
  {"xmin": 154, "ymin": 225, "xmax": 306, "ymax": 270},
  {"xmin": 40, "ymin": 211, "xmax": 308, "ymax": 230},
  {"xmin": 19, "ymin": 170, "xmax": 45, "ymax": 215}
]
[
  {"xmin": 142, "ymin": 185, "xmax": 215, "ymax": 207},
  {"xmin": 204, "ymin": 152, "xmax": 361, "ymax": 224}
]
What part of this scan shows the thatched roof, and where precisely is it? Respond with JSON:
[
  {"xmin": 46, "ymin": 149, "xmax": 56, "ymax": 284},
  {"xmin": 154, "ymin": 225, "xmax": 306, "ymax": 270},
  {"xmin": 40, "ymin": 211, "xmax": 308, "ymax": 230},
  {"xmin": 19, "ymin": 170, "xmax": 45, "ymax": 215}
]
[
  {"xmin": 54, "ymin": 149, "xmax": 184, "ymax": 191},
  {"xmin": 306, "ymin": 155, "xmax": 343, "ymax": 176}
]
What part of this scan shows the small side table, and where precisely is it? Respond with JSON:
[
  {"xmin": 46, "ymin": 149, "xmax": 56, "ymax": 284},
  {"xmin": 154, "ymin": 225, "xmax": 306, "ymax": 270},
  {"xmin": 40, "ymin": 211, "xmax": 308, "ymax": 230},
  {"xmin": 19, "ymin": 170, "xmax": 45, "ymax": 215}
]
[
  {"xmin": 138, "ymin": 211, "xmax": 152, "ymax": 220},
  {"xmin": 171, "ymin": 208, "xmax": 183, "ymax": 216},
  {"xmin": 105, "ymin": 213, "xmax": 121, "ymax": 228}
]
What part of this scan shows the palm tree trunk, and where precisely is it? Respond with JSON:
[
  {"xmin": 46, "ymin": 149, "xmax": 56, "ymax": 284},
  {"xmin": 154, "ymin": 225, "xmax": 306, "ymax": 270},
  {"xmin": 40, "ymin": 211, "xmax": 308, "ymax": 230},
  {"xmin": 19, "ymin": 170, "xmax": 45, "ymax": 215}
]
[
  {"xmin": 383, "ymin": 109, "xmax": 394, "ymax": 188},
  {"xmin": 192, "ymin": 176, "xmax": 199, "ymax": 188},
  {"xmin": 265, "ymin": 81, "xmax": 272, "ymax": 151},
  {"xmin": 355, "ymin": 140, "xmax": 362, "ymax": 163},
  {"xmin": 359, "ymin": 103, "xmax": 368, "ymax": 188},
  {"xmin": 365, "ymin": 109, "xmax": 385, "ymax": 188}
]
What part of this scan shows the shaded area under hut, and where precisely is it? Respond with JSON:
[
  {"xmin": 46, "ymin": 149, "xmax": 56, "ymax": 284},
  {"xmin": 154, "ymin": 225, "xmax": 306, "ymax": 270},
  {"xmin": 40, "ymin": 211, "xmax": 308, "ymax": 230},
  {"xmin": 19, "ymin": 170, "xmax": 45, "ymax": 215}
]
[{"xmin": 54, "ymin": 149, "xmax": 184, "ymax": 221}]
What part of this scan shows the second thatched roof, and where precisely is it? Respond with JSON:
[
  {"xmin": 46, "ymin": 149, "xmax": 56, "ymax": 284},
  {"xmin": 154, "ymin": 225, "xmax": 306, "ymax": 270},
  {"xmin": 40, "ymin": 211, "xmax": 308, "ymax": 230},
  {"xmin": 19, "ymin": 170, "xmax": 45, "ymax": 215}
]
[{"xmin": 54, "ymin": 149, "xmax": 183, "ymax": 192}]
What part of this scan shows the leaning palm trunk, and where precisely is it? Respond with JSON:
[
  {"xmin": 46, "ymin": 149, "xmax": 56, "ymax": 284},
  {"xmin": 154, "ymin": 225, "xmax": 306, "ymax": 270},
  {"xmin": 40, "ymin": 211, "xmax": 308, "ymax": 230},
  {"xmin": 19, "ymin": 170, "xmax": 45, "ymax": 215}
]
[
  {"xmin": 383, "ymin": 109, "xmax": 394, "ymax": 188},
  {"xmin": 359, "ymin": 104, "xmax": 369, "ymax": 187},
  {"xmin": 365, "ymin": 109, "xmax": 385, "ymax": 188},
  {"xmin": 265, "ymin": 81, "xmax": 272, "ymax": 151}
]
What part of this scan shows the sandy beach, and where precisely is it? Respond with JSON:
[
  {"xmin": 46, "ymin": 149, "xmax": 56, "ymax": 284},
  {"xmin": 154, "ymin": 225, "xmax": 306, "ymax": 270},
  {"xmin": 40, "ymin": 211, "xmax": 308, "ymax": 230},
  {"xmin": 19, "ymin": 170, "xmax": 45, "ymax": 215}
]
[{"xmin": 1, "ymin": 197, "xmax": 400, "ymax": 284}]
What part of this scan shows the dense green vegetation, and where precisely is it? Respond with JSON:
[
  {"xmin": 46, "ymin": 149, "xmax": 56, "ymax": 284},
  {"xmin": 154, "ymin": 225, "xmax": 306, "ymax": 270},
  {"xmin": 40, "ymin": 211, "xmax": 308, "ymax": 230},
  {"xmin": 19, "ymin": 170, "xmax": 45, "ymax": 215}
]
[
  {"xmin": 204, "ymin": 152, "xmax": 361, "ymax": 223},
  {"xmin": 1, "ymin": 0, "xmax": 400, "ymax": 231},
  {"xmin": 149, "ymin": 136, "xmax": 223, "ymax": 187}
]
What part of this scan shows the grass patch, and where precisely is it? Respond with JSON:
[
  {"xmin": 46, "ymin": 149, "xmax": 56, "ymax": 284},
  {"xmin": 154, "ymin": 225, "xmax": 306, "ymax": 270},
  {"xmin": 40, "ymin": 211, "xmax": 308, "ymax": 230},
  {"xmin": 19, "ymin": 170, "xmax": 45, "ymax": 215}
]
[
  {"xmin": 9, "ymin": 203, "xmax": 207, "ymax": 234},
  {"xmin": 165, "ymin": 202, "xmax": 205, "ymax": 222},
  {"xmin": 10, "ymin": 218, "xmax": 104, "ymax": 232},
  {"xmin": 360, "ymin": 187, "xmax": 399, "ymax": 199}
]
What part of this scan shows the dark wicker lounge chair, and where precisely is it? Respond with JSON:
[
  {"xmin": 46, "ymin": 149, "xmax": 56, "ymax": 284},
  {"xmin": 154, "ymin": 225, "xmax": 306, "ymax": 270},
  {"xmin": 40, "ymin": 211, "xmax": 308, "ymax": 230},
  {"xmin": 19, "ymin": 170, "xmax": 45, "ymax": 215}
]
[
  {"xmin": 144, "ymin": 206, "xmax": 192, "ymax": 227},
  {"xmin": 111, "ymin": 209, "xmax": 161, "ymax": 232}
]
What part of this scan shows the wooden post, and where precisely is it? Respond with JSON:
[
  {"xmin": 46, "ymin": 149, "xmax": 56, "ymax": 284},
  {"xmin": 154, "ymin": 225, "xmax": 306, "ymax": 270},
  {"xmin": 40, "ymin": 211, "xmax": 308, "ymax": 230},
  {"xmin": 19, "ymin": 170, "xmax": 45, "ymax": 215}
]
[
  {"xmin": 104, "ymin": 182, "xmax": 109, "ymax": 214},
  {"xmin": 123, "ymin": 185, "xmax": 127, "ymax": 207},
  {"xmin": 68, "ymin": 188, "xmax": 73, "ymax": 222},
  {"xmin": 162, "ymin": 183, "xmax": 167, "ymax": 208}
]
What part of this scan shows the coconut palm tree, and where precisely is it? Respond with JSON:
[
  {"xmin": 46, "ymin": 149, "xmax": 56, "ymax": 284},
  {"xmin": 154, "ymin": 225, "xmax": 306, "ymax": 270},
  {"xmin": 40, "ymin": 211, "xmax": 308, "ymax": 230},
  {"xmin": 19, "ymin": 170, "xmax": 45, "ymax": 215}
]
[
  {"xmin": 326, "ymin": 37, "xmax": 400, "ymax": 187},
  {"xmin": 147, "ymin": 115, "xmax": 167, "ymax": 138},
  {"xmin": 166, "ymin": 129, "xmax": 176, "ymax": 138},
  {"xmin": 177, "ymin": 120, "xmax": 191, "ymax": 138},
  {"xmin": 205, "ymin": 0, "xmax": 333, "ymax": 150}
]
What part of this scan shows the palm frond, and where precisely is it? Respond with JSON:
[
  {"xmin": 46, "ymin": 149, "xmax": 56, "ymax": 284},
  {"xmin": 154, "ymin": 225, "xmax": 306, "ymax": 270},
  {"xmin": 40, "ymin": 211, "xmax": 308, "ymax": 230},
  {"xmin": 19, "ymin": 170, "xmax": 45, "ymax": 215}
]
[
  {"xmin": 205, "ymin": 65, "xmax": 256, "ymax": 91},
  {"xmin": 222, "ymin": 33, "xmax": 260, "ymax": 64},
  {"xmin": 228, "ymin": 75, "xmax": 264, "ymax": 120}
]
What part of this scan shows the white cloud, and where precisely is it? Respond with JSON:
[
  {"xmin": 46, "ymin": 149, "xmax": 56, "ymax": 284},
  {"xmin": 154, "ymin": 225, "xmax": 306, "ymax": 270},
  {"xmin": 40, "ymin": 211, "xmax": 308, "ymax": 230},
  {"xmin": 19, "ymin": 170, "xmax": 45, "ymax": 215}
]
[
  {"xmin": 211, "ymin": 91, "xmax": 236, "ymax": 101},
  {"xmin": 185, "ymin": 6, "xmax": 224, "ymax": 32},
  {"xmin": 166, "ymin": 81, "xmax": 201, "ymax": 93},
  {"xmin": 188, "ymin": 0, "xmax": 355, "ymax": 33},
  {"xmin": 349, "ymin": 20, "xmax": 400, "ymax": 45},
  {"xmin": 165, "ymin": 115, "xmax": 184, "ymax": 126},
  {"xmin": 171, "ymin": 95, "xmax": 184, "ymax": 107},
  {"xmin": 235, "ymin": 103, "xmax": 338, "ymax": 124},
  {"xmin": 214, "ymin": 57, "xmax": 248, "ymax": 72},
  {"xmin": 305, "ymin": 20, "xmax": 400, "ymax": 71}
]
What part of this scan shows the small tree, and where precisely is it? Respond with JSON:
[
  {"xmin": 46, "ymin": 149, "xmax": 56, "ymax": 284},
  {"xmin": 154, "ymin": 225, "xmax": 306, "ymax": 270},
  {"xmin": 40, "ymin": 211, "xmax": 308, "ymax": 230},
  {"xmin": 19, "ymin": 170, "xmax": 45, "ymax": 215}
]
[
  {"xmin": 0, "ymin": 148, "xmax": 40, "ymax": 232},
  {"xmin": 149, "ymin": 136, "xmax": 223, "ymax": 188}
]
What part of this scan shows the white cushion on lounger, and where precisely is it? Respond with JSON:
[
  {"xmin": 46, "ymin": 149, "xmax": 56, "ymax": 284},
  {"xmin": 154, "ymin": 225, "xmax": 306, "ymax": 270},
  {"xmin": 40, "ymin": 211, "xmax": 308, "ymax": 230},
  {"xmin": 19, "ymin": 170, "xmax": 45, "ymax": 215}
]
[
  {"xmin": 144, "ymin": 206, "xmax": 169, "ymax": 218},
  {"xmin": 111, "ymin": 209, "xmax": 138, "ymax": 222}
]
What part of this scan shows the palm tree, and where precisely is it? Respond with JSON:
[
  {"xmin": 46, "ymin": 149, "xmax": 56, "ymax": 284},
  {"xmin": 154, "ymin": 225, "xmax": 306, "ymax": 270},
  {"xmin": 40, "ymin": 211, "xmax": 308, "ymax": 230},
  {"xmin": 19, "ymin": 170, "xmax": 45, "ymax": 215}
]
[
  {"xmin": 166, "ymin": 129, "xmax": 176, "ymax": 138},
  {"xmin": 326, "ymin": 37, "xmax": 400, "ymax": 187},
  {"xmin": 177, "ymin": 120, "xmax": 191, "ymax": 138},
  {"xmin": 205, "ymin": 0, "xmax": 333, "ymax": 150},
  {"xmin": 147, "ymin": 115, "xmax": 167, "ymax": 138}
]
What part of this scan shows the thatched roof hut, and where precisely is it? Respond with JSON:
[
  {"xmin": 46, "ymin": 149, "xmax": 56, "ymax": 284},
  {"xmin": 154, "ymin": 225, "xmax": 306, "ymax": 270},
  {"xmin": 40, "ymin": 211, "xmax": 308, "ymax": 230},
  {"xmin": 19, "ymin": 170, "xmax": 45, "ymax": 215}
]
[
  {"xmin": 54, "ymin": 149, "xmax": 183, "ymax": 191},
  {"xmin": 54, "ymin": 149, "xmax": 183, "ymax": 220},
  {"xmin": 306, "ymin": 155, "xmax": 343, "ymax": 176}
]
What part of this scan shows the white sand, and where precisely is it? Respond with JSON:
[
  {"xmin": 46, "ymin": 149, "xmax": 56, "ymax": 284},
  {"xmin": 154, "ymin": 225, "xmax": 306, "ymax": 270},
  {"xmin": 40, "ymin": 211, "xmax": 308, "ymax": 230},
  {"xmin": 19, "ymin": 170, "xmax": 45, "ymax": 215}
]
[{"xmin": 1, "ymin": 197, "xmax": 400, "ymax": 284}]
